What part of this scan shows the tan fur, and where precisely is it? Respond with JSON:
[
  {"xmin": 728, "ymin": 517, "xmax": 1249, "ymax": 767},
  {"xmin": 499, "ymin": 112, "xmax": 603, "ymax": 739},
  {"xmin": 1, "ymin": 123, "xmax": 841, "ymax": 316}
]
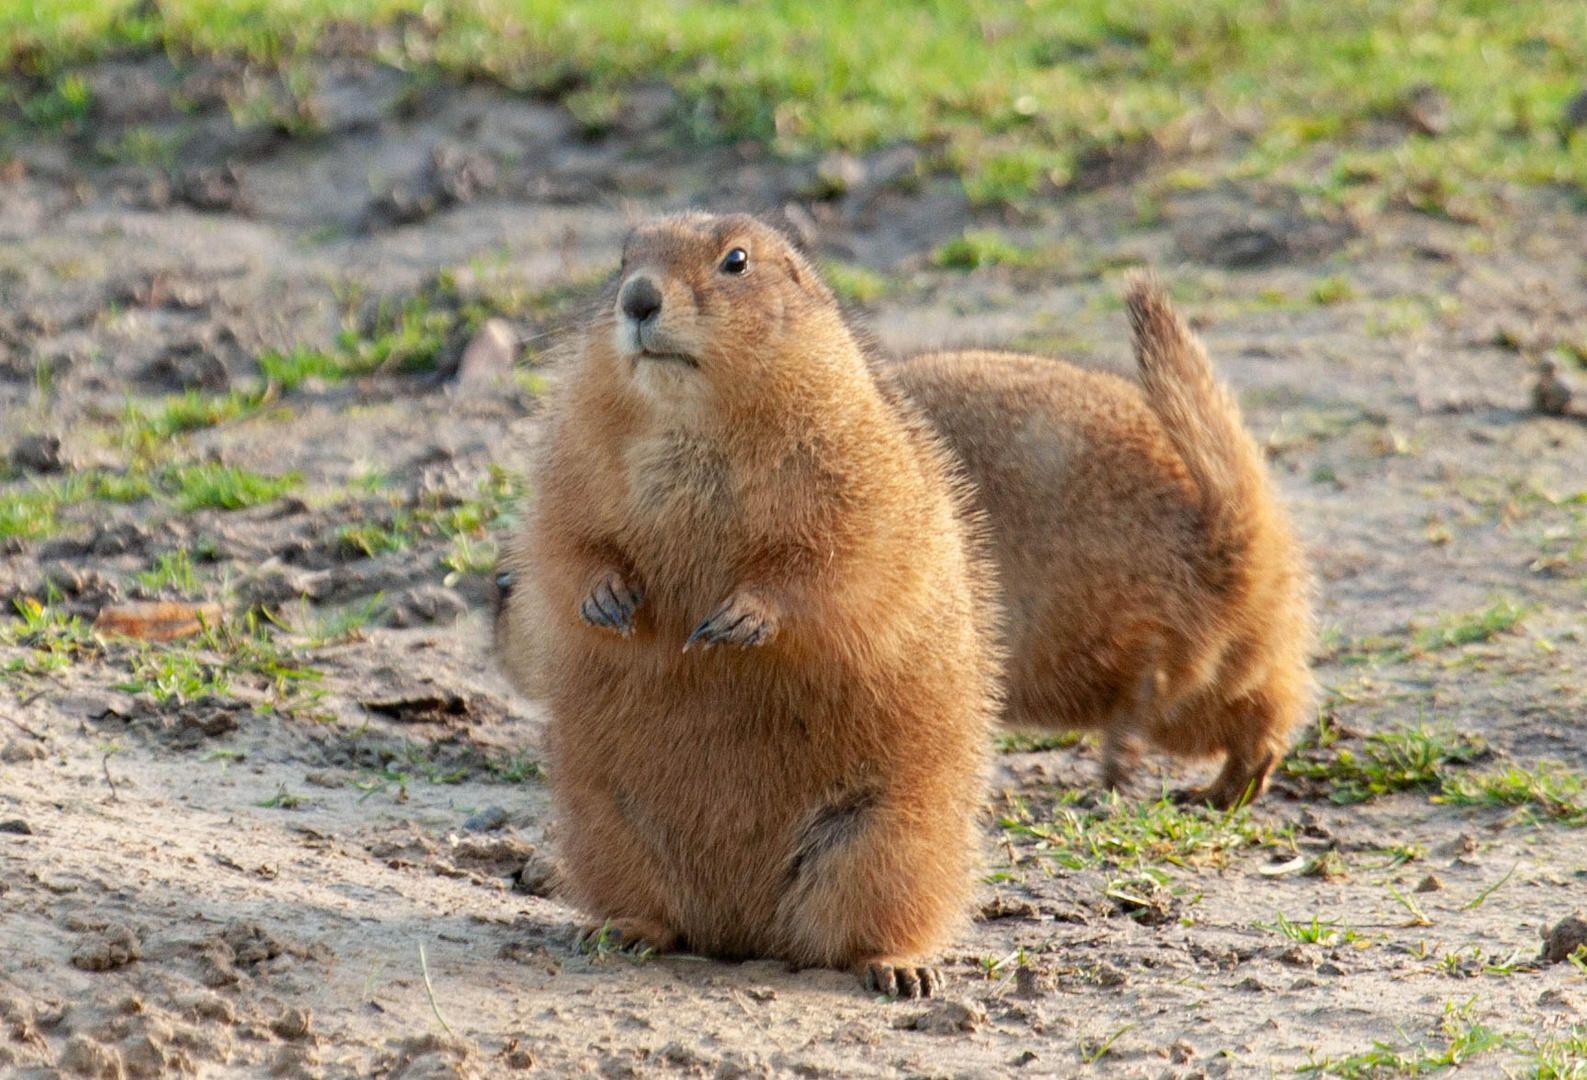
[
  {"xmin": 495, "ymin": 213, "xmax": 1001, "ymax": 991},
  {"xmin": 888, "ymin": 274, "xmax": 1313, "ymax": 808}
]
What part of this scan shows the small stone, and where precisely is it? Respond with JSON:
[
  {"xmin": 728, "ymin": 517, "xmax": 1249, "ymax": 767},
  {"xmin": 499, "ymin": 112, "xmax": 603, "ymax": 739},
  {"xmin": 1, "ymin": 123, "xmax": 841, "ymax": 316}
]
[
  {"xmin": 270, "ymin": 1006, "xmax": 312, "ymax": 1040},
  {"xmin": 179, "ymin": 991, "xmax": 236, "ymax": 1024},
  {"xmin": 1316, "ymin": 961, "xmax": 1346, "ymax": 977},
  {"xmin": 1532, "ymin": 358, "xmax": 1573, "ymax": 417},
  {"xmin": 36, "ymin": 537, "xmax": 90, "ymax": 560},
  {"xmin": 1093, "ymin": 962, "xmax": 1128, "ymax": 987},
  {"xmin": 1013, "ymin": 966, "xmax": 1052, "ymax": 1000},
  {"xmin": 1277, "ymin": 944, "xmax": 1318, "ymax": 967},
  {"xmin": 1541, "ymin": 911, "xmax": 1587, "ymax": 964},
  {"xmin": 447, "ymin": 835, "xmax": 533, "ymax": 878},
  {"xmin": 809, "ymin": 152, "xmax": 865, "ymax": 198},
  {"xmin": 388, "ymin": 585, "xmax": 468, "ymax": 627},
  {"xmin": 463, "ymin": 806, "xmax": 509, "ymax": 832},
  {"xmin": 70, "ymin": 924, "xmax": 142, "ymax": 971},
  {"xmin": 1433, "ymin": 833, "xmax": 1478, "ymax": 858},
  {"xmin": 1563, "ymin": 86, "xmax": 1587, "ymax": 130},
  {"xmin": 89, "ymin": 521, "xmax": 150, "ymax": 557},
  {"xmin": 177, "ymin": 164, "xmax": 244, "ymax": 212},
  {"xmin": 1400, "ymin": 83, "xmax": 1449, "ymax": 136},
  {"xmin": 455, "ymin": 318, "xmax": 518, "ymax": 392},
  {"xmin": 0, "ymin": 738, "xmax": 45, "ymax": 762},
  {"xmin": 267, "ymin": 1042, "xmax": 320, "ymax": 1079},
  {"xmin": 1236, "ymin": 975, "xmax": 1267, "ymax": 992},
  {"xmin": 1415, "ymin": 873, "xmax": 1444, "ymax": 893},
  {"xmin": 0, "ymin": 819, "xmax": 32, "ymax": 835},
  {"xmin": 60, "ymin": 1036, "xmax": 123, "ymax": 1079},
  {"xmin": 908, "ymin": 999, "xmax": 986, "ymax": 1035},
  {"xmin": 979, "ymin": 894, "xmax": 1039, "ymax": 920},
  {"xmin": 515, "ymin": 854, "xmax": 557, "ymax": 897},
  {"xmin": 124, "ymin": 1034, "xmax": 186, "ymax": 1079},
  {"xmin": 9, "ymin": 433, "xmax": 65, "ymax": 474},
  {"xmin": 503, "ymin": 1040, "xmax": 535, "ymax": 1069}
]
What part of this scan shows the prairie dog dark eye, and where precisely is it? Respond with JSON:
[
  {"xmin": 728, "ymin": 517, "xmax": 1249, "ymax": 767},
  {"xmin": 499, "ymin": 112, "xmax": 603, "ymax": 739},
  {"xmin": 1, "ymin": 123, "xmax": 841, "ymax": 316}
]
[{"xmin": 720, "ymin": 248, "xmax": 749, "ymax": 275}]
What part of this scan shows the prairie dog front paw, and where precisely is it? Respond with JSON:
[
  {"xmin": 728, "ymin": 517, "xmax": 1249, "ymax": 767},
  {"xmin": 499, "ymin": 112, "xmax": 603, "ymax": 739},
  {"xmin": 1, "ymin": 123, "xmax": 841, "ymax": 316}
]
[
  {"xmin": 684, "ymin": 592, "xmax": 779, "ymax": 650},
  {"xmin": 578, "ymin": 570, "xmax": 643, "ymax": 637}
]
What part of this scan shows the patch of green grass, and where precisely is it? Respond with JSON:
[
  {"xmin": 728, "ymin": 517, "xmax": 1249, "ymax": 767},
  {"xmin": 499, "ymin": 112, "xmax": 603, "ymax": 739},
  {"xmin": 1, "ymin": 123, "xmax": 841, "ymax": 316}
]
[
  {"xmin": 115, "ymin": 643, "xmax": 232, "ymax": 702},
  {"xmin": 290, "ymin": 596, "xmax": 383, "ymax": 647},
  {"xmin": 128, "ymin": 388, "xmax": 268, "ymax": 440},
  {"xmin": 932, "ymin": 230, "xmax": 1039, "ymax": 271},
  {"xmin": 1, "ymin": 593, "xmax": 100, "ymax": 676},
  {"xmin": 96, "ymin": 125, "xmax": 181, "ymax": 168},
  {"xmin": 0, "ymin": 468, "xmax": 165, "ymax": 540},
  {"xmin": 1000, "ymin": 790, "xmax": 1287, "ymax": 872},
  {"xmin": 11, "ymin": 2, "xmax": 1587, "ymax": 208},
  {"xmin": 1439, "ymin": 762, "xmax": 1587, "ymax": 826},
  {"xmin": 1078, "ymin": 1023, "xmax": 1135, "ymax": 1065},
  {"xmin": 258, "ymin": 345, "xmax": 354, "ymax": 392},
  {"xmin": 258, "ymin": 784, "xmax": 306, "ymax": 809},
  {"xmin": 337, "ymin": 518, "xmax": 410, "ymax": 559},
  {"xmin": 90, "ymin": 470, "xmax": 156, "ymax": 502},
  {"xmin": 1528, "ymin": 1024, "xmax": 1587, "ymax": 1080},
  {"xmin": 1259, "ymin": 911, "xmax": 1360, "ymax": 947},
  {"xmin": 996, "ymin": 730, "xmax": 1085, "ymax": 753},
  {"xmin": 338, "ymin": 293, "xmax": 455, "ymax": 374},
  {"xmin": 113, "ymin": 611, "xmax": 322, "ymax": 706},
  {"xmin": 16, "ymin": 72, "xmax": 92, "ymax": 133},
  {"xmin": 414, "ymin": 465, "xmax": 523, "ymax": 544},
  {"xmin": 1281, "ymin": 717, "xmax": 1489, "ymax": 804},
  {"xmin": 162, "ymin": 462, "xmax": 301, "ymax": 512},
  {"xmin": 135, "ymin": 548, "xmax": 199, "ymax": 594},
  {"xmin": 820, "ymin": 260, "xmax": 892, "ymax": 304},
  {"xmin": 259, "ymin": 288, "xmax": 473, "ymax": 393},
  {"xmin": 1310, "ymin": 274, "xmax": 1355, "ymax": 305},
  {"xmin": 440, "ymin": 532, "xmax": 497, "ymax": 579},
  {"xmin": 1413, "ymin": 599, "xmax": 1526, "ymax": 652},
  {"xmin": 0, "ymin": 487, "xmax": 59, "ymax": 539},
  {"xmin": 483, "ymin": 750, "xmax": 544, "ymax": 783},
  {"xmin": 1299, "ymin": 999, "xmax": 1509, "ymax": 1077}
]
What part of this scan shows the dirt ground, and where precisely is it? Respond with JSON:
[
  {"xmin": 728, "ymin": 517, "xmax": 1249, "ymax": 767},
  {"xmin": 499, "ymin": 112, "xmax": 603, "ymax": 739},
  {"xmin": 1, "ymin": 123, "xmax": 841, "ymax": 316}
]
[{"xmin": 3, "ymin": 57, "xmax": 1587, "ymax": 1079}]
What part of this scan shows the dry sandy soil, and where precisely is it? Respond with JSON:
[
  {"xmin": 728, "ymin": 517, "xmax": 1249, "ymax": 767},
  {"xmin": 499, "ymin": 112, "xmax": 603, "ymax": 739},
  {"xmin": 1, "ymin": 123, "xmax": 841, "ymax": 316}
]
[{"xmin": 3, "ymin": 57, "xmax": 1587, "ymax": 1079}]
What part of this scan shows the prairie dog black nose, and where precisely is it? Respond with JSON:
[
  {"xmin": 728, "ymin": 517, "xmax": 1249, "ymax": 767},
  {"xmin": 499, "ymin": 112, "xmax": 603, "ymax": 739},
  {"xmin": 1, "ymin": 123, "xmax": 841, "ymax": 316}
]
[{"xmin": 620, "ymin": 276, "xmax": 662, "ymax": 324}]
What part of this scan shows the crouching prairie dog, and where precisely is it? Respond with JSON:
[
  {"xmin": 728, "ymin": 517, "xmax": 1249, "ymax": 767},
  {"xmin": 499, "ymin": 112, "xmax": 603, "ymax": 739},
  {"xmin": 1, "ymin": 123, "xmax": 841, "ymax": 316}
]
[
  {"xmin": 890, "ymin": 275, "xmax": 1313, "ymax": 808},
  {"xmin": 494, "ymin": 213, "xmax": 1002, "ymax": 995}
]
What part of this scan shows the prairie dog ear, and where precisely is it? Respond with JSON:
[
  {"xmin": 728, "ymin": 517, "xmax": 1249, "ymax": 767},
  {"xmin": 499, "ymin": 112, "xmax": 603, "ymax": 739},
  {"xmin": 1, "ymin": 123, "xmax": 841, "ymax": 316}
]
[
  {"xmin": 782, "ymin": 252, "xmax": 834, "ymax": 303},
  {"xmin": 759, "ymin": 205, "xmax": 816, "ymax": 254}
]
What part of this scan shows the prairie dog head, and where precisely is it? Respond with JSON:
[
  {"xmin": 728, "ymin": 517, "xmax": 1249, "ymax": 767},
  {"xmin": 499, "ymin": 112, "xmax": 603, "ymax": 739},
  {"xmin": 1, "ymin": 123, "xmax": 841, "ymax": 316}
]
[{"xmin": 600, "ymin": 213, "xmax": 845, "ymax": 412}]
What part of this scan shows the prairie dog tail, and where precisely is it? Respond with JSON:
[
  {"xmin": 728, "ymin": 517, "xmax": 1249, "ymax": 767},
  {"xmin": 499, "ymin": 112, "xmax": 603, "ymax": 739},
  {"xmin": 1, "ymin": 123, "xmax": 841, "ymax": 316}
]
[{"xmin": 1124, "ymin": 272, "xmax": 1268, "ymax": 591}]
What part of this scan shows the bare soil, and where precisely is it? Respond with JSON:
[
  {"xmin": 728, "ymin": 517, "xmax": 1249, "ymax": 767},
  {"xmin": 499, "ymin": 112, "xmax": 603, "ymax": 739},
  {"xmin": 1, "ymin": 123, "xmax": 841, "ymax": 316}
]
[{"xmin": 3, "ymin": 56, "xmax": 1586, "ymax": 1079}]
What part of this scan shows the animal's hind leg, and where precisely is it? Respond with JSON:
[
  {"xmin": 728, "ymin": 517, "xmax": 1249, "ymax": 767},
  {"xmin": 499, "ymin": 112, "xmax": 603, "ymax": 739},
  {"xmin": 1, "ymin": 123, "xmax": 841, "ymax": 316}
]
[
  {"xmin": 1100, "ymin": 637, "xmax": 1167, "ymax": 797},
  {"xmin": 1175, "ymin": 743, "xmax": 1275, "ymax": 810},
  {"xmin": 556, "ymin": 780, "xmax": 687, "ymax": 956},
  {"xmin": 775, "ymin": 786, "xmax": 974, "ymax": 997},
  {"xmin": 1171, "ymin": 687, "xmax": 1293, "ymax": 810}
]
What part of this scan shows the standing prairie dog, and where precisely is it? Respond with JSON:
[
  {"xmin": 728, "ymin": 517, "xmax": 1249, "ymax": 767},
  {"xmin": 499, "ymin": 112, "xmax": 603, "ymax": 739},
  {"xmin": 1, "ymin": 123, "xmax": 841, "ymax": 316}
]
[
  {"xmin": 494, "ymin": 213, "xmax": 1002, "ymax": 996},
  {"xmin": 890, "ymin": 276, "xmax": 1313, "ymax": 808}
]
